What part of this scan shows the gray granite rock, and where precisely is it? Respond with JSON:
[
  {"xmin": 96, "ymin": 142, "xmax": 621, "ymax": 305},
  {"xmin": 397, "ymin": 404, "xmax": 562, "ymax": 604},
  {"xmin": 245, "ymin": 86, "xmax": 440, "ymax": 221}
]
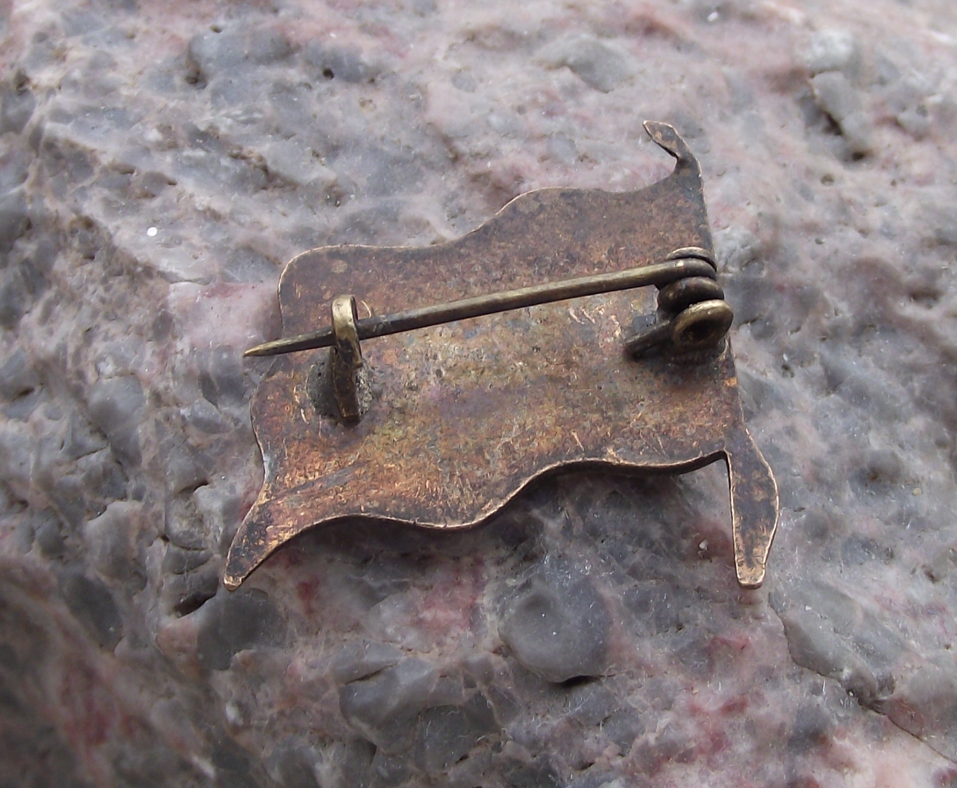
[
  {"xmin": 3, "ymin": 0, "xmax": 957, "ymax": 785},
  {"xmin": 811, "ymin": 71, "xmax": 874, "ymax": 155},
  {"xmin": 329, "ymin": 640, "xmax": 403, "ymax": 684},
  {"xmin": 803, "ymin": 28, "xmax": 862, "ymax": 77},
  {"xmin": 539, "ymin": 34, "xmax": 638, "ymax": 93},
  {"xmin": 338, "ymin": 658, "xmax": 443, "ymax": 753},
  {"xmin": 58, "ymin": 568, "xmax": 123, "ymax": 651},
  {"xmin": 499, "ymin": 560, "xmax": 612, "ymax": 682},
  {"xmin": 86, "ymin": 375, "xmax": 145, "ymax": 468},
  {"xmin": 0, "ymin": 348, "xmax": 38, "ymax": 400},
  {"xmin": 196, "ymin": 587, "xmax": 286, "ymax": 671},
  {"xmin": 772, "ymin": 582, "xmax": 902, "ymax": 707}
]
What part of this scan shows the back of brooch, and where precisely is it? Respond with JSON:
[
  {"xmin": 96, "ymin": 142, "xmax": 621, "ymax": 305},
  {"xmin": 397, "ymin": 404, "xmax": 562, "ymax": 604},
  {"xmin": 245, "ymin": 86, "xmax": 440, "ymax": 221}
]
[{"xmin": 226, "ymin": 121, "xmax": 779, "ymax": 591}]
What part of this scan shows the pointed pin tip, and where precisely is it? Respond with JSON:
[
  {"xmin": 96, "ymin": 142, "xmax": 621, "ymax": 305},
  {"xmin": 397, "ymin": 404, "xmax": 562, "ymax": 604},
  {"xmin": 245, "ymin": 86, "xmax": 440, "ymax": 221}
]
[{"xmin": 244, "ymin": 342, "xmax": 277, "ymax": 358}]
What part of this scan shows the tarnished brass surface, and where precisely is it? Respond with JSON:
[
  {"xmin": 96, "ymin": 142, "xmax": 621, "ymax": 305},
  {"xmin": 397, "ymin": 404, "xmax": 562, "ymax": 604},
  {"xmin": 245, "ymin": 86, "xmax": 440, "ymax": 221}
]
[{"xmin": 225, "ymin": 121, "xmax": 779, "ymax": 591}]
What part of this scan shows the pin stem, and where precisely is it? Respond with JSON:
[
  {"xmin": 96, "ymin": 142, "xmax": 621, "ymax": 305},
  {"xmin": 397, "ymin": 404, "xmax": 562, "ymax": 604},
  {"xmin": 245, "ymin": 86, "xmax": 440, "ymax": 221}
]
[{"xmin": 245, "ymin": 257, "xmax": 715, "ymax": 358}]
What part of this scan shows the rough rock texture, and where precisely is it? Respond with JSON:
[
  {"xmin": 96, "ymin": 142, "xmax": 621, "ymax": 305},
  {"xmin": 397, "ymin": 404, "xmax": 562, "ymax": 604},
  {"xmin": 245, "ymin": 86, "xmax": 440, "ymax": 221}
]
[{"xmin": 2, "ymin": 0, "xmax": 957, "ymax": 786}]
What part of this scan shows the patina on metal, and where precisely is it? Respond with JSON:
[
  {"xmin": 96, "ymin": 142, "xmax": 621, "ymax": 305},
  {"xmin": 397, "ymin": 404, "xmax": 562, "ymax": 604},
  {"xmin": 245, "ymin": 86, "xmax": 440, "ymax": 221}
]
[{"xmin": 225, "ymin": 121, "xmax": 779, "ymax": 592}]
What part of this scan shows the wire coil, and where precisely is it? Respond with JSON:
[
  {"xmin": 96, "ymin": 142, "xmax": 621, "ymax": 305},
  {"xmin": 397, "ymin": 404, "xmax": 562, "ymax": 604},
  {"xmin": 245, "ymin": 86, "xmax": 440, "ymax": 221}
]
[{"xmin": 624, "ymin": 247, "xmax": 734, "ymax": 357}]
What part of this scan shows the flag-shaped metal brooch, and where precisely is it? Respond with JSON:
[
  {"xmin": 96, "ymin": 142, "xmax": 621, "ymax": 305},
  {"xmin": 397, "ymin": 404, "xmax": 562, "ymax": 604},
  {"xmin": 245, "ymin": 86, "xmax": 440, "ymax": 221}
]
[{"xmin": 225, "ymin": 122, "xmax": 779, "ymax": 592}]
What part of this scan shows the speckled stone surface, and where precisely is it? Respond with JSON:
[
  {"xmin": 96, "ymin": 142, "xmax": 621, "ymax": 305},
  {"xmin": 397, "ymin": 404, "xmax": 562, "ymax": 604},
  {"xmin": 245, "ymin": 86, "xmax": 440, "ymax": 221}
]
[{"xmin": 2, "ymin": 1, "xmax": 957, "ymax": 786}]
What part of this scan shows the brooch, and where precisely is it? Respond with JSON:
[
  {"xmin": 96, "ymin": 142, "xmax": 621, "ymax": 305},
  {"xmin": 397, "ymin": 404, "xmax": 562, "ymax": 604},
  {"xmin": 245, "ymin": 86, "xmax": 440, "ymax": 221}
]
[{"xmin": 225, "ymin": 122, "xmax": 779, "ymax": 591}]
